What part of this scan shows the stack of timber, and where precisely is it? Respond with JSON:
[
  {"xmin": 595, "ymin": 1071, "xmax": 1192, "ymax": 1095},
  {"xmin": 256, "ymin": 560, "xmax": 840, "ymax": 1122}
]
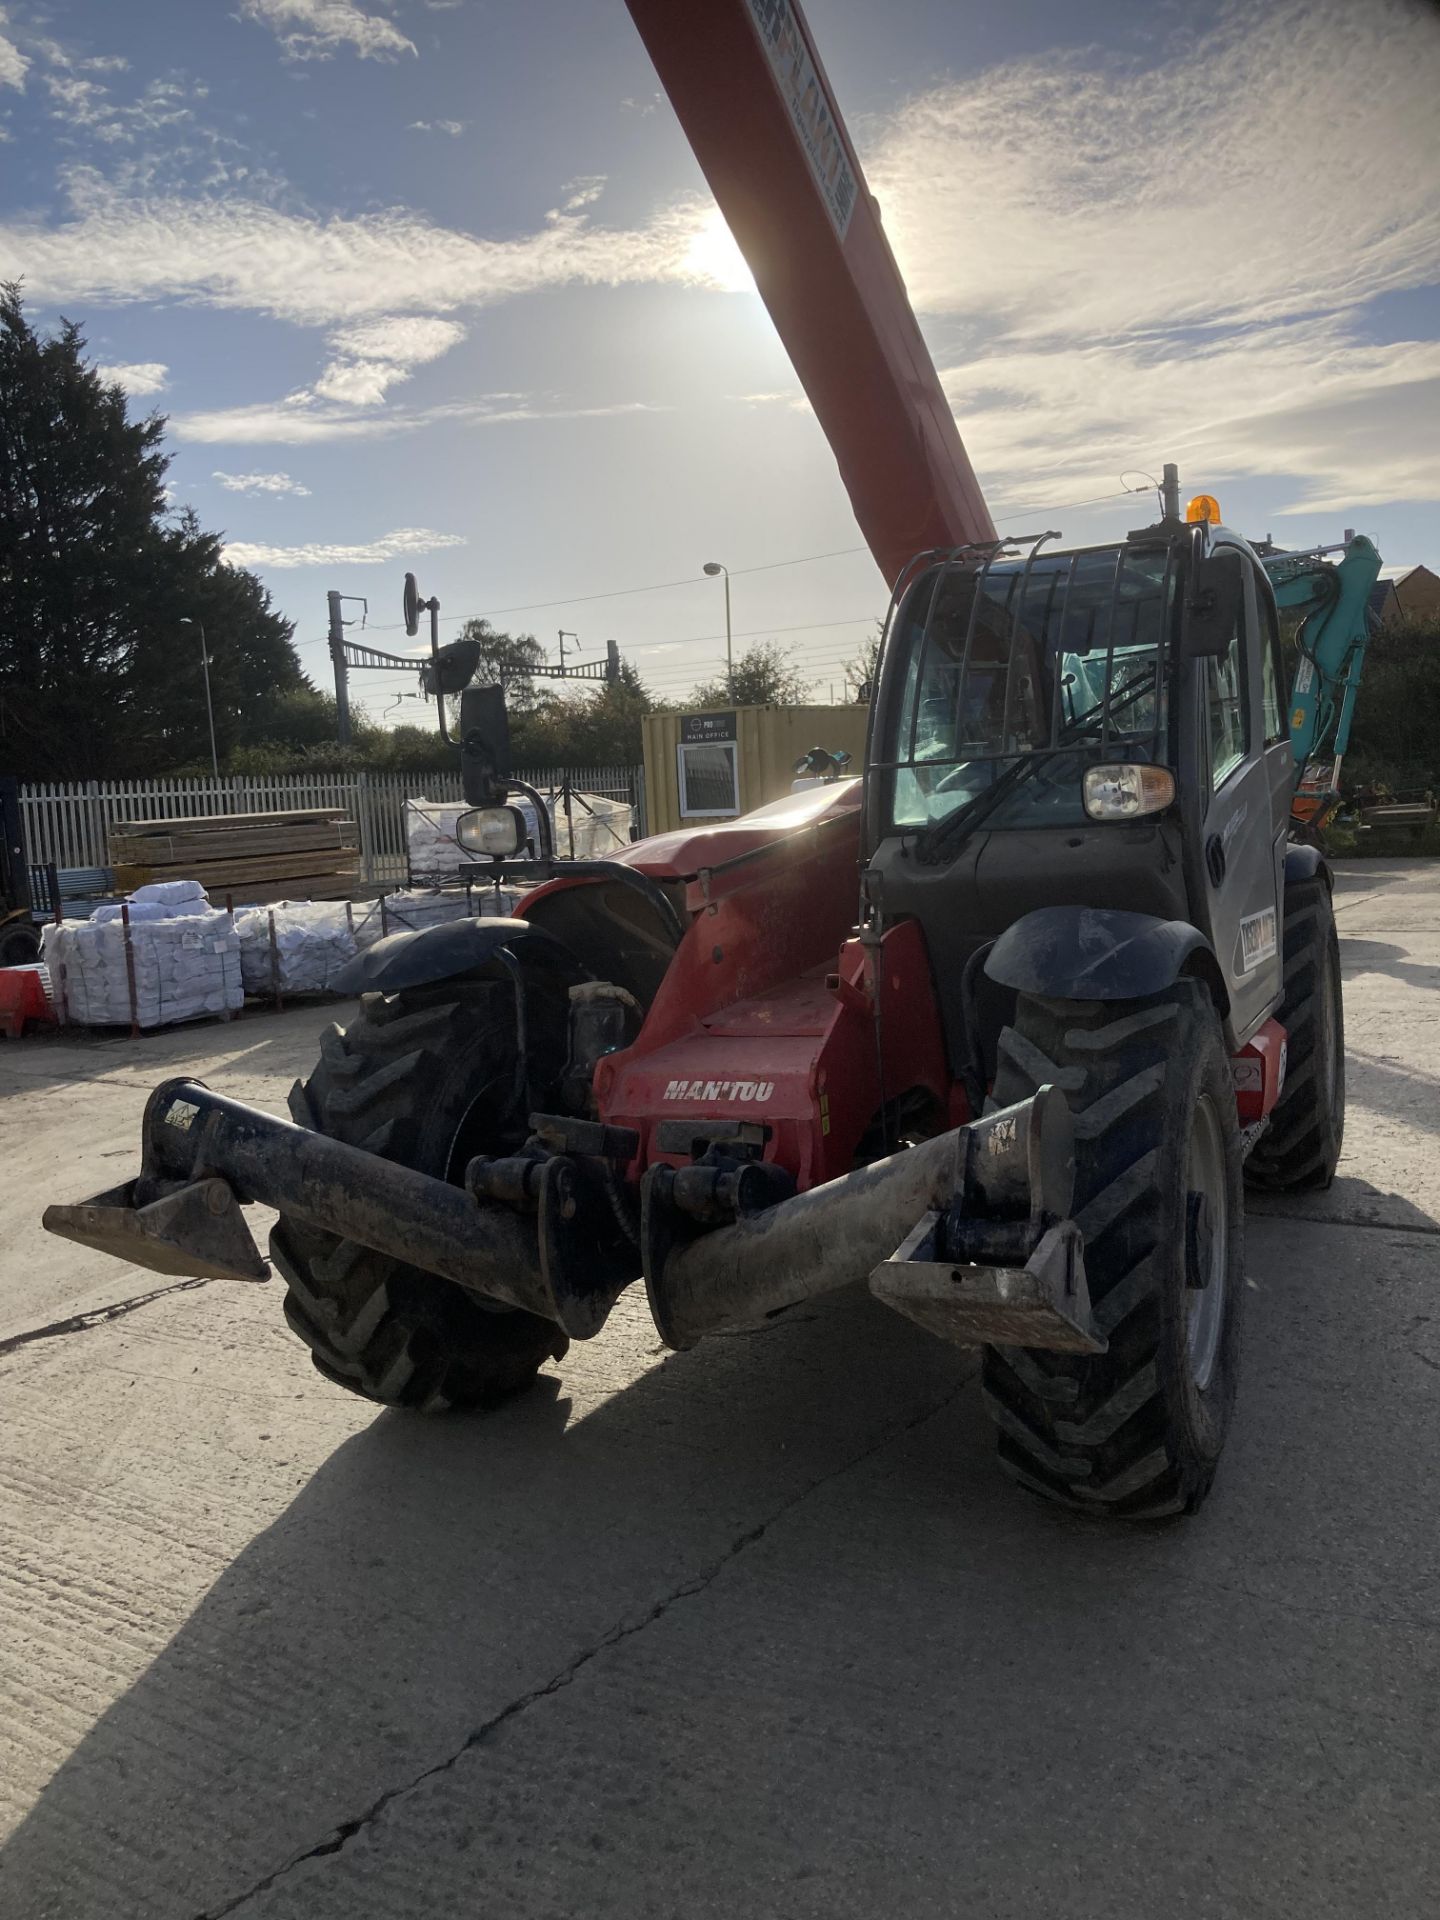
[{"xmin": 108, "ymin": 808, "xmax": 360, "ymax": 905}]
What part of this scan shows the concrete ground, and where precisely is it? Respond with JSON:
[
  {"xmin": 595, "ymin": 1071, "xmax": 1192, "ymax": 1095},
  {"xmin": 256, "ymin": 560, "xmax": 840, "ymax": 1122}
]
[{"xmin": 1, "ymin": 859, "xmax": 1437, "ymax": 1920}]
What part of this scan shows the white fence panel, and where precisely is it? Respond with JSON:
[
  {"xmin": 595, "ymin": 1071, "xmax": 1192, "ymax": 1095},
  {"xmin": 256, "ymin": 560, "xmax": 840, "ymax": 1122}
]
[{"xmin": 20, "ymin": 766, "xmax": 646, "ymax": 885}]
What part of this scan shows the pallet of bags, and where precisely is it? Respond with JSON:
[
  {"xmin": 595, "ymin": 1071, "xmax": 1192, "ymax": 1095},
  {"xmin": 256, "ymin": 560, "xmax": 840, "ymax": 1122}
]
[
  {"xmin": 404, "ymin": 793, "xmax": 632, "ymax": 880},
  {"xmin": 42, "ymin": 881, "xmax": 243, "ymax": 1028},
  {"xmin": 233, "ymin": 901, "xmax": 359, "ymax": 997},
  {"xmin": 351, "ymin": 888, "xmax": 474, "ymax": 947}
]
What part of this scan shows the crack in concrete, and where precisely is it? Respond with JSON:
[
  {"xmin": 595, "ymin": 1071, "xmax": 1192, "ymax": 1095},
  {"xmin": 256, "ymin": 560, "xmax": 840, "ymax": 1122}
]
[
  {"xmin": 0, "ymin": 1277, "xmax": 212, "ymax": 1358},
  {"xmin": 1248, "ymin": 1208, "xmax": 1440, "ymax": 1238},
  {"xmin": 195, "ymin": 1372, "xmax": 970, "ymax": 1919}
]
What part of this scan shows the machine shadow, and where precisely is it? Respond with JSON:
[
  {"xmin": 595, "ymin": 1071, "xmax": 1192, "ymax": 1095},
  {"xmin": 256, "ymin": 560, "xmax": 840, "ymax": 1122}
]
[
  {"xmin": 1339, "ymin": 936, "xmax": 1440, "ymax": 994},
  {"xmin": 8, "ymin": 1222, "xmax": 1432, "ymax": 1920},
  {"xmin": 0, "ymin": 1287, "xmax": 971, "ymax": 1919}
]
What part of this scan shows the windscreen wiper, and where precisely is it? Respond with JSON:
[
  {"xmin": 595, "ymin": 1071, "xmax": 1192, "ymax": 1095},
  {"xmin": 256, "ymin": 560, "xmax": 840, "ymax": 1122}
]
[{"xmin": 913, "ymin": 663, "xmax": 1158, "ymax": 869}]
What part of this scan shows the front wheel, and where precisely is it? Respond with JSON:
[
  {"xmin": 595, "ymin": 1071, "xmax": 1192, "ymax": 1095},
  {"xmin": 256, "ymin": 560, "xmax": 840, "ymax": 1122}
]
[
  {"xmin": 271, "ymin": 983, "xmax": 568, "ymax": 1411},
  {"xmin": 981, "ymin": 981, "xmax": 1244, "ymax": 1519}
]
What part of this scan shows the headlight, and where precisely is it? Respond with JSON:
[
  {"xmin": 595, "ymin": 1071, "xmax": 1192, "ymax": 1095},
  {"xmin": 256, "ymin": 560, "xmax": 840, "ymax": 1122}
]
[
  {"xmin": 1082, "ymin": 764, "xmax": 1176, "ymax": 821},
  {"xmin": 456, "ymin": 805, "xmax": 527, "ymax": 856}
]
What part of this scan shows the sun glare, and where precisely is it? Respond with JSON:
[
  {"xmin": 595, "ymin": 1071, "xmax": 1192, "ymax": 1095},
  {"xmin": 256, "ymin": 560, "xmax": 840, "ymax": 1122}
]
[{"xmin": 682, "ymin": 206, "xmax": 757, "ymax": 294}]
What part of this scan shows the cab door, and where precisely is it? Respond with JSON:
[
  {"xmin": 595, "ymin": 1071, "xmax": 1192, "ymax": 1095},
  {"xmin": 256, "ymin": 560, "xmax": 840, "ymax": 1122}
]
[{"xmin": 1196, "ymin": 555, "xmax": 1284, "ymax": 1041}]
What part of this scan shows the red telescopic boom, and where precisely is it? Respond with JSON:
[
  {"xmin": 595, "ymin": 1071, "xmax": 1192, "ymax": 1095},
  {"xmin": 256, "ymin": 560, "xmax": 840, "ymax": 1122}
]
[{"xmin": 622, "ymin": 0, "xmax": 996, "ymax": 585}]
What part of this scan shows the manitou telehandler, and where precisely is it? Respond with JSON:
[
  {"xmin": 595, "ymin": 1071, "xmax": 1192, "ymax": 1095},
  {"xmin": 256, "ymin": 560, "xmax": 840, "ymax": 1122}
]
[{"xmin": 45, "ymin": 0, "xmax": 1362, "ymax": 1518}]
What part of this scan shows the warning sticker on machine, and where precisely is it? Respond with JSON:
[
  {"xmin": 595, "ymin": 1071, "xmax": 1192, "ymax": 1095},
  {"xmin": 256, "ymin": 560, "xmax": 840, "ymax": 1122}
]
[
  {"xmin": 746, "ymin": 0, "xmax": 858, "ymax": 239},
  {"xmin": 1236, "ymin": 908, "xmax": 1278, "ymax": 973}
]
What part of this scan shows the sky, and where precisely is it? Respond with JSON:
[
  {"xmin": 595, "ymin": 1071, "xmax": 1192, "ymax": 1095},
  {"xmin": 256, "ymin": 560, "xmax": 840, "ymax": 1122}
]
[{"xmin": 1, "ymin": 0, "xmax": 1438, "ymax": 725}]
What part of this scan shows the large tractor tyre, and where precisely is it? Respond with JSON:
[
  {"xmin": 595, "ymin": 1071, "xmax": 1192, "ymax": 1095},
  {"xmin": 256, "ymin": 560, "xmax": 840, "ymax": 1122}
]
[
  {"xmin": 270, "ymin": 983, "xmax": 568, "ymax": 1411},
  {"xmin": 980, "ymin": 981, "xmax": 1244, "ymax": 1519},
  {"xmin": 1245, "ymin": 875, "xmax": 1344, "ymax": 1192}
]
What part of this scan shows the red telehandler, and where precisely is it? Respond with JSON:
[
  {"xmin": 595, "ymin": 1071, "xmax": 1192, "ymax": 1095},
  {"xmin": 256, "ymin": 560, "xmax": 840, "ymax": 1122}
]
[{"xmin": 46, "ymin": 0, "xmax": 1349, "ymax": 1518}]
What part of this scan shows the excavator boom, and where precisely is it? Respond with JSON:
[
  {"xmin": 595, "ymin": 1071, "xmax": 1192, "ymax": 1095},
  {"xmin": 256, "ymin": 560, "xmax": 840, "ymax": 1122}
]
[
  {"xmin": 622, "ymin": 0, "xmax": 995, "ymax": 584},
  {"xmin": 1262, "ymin": 533, "xmax": 1382, "ymax": 830}
]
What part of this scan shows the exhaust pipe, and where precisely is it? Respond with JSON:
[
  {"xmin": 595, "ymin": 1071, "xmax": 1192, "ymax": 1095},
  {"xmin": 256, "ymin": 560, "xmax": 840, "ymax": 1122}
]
[
  {"xmin": 643, "ymin": 1087, "xmax": 1101, "ymax": 1355},
  {"xmin": 44, "ymin": 1077, "xmax": 561, "ymax": 1321}
]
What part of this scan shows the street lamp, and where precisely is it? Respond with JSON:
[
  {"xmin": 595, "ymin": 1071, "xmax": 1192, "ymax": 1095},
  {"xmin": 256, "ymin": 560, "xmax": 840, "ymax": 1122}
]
[
  {"xmin": 178, "ymin": 617, "xmax": 219, "ymax": 779},
  {"xmin": 702, "ymin": 561, "xmax": 732, "ymax": 699}
]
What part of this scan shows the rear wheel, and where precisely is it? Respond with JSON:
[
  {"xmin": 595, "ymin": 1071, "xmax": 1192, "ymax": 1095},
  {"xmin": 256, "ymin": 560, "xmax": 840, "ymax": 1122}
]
[
  {"xmin": 1246, "ymin": 875, "xmax": 1344, "ymax": 1191},
  {"xmin": 271, "ymin": 983, "xmax": 568, "ymax": 1411},
  {"xmin": 980, "ymin": 981, "xmax": 1244, "ymax": 1519},
  {"xmin": 0, "ymin": 922, "xmax": 40, "ymax": 966}
]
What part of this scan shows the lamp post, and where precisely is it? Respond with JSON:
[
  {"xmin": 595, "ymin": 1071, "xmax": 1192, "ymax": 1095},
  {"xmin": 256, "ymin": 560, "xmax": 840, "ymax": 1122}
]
[
  {"xmin": 702, "ymin": 561, "xmax": 732, "ymax": 699},
  {"xmin": 179, "ymin": 618, "xmax": 219, "ymax": 779}
]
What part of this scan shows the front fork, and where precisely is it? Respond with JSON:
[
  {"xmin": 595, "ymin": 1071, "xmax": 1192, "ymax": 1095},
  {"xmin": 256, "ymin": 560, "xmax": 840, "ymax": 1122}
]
[{"xmin": 46, "ymin": 1074, "xmax": 1102, "ymax": 1358}]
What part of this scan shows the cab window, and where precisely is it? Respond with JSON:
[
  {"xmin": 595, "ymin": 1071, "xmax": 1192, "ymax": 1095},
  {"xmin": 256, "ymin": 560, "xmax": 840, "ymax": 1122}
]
[
  {"xmin": 1257, "ymin": 576, "xmax": 1287, "ymax": 747},
  {"xmin": 1207, "ymin": 612, "xmax": 1247, "ymax": 788}
]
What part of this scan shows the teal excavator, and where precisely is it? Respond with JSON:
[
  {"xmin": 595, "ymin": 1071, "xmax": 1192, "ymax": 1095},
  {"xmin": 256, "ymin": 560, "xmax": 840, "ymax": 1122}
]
[{"xmin": 1259, "ymin": 532, "xmax": 1383, "ymax": 835}]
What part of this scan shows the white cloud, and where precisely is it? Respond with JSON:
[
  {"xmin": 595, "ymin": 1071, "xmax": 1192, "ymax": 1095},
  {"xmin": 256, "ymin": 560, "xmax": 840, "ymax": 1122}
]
[
  {"xmin": 559, "ymin": 176, "xmax": 606, "ymax": 213},
  {"xmin": 97, "ymin": 359, "xmax": 168, "ymax": 394},
  {"xmin": 224, "ymin": 525, "xmax": 465, "ymax": 568},
  {"xmin": 409, "ymin": 119, "xmax": 463, "ymax": 136},
  {"xmin": 5, "ymin": 0, "xmax": 1436, "ymax": 517},
  {"xmin": 213, "ymin": 469, "xmax": 312, "ymax": 497},
  {"xmin": 42, "ymin": 71, "xmax": 205, "ymax": 149},
  {"xmin": 329, "ymin": 314, "xmax": 464, "ymax": 364},
  {"xmin": 311, "ymin": 313, "xmax": 466, "ymax": 406},
  {"xmin": 865, "ymin": 0, "xmax": 1440, "ymax": 339},
  {"xmin": 0, "ymin": 172, "xmax": 708, "ymax": 326},
  {"xmin": 0, "ymin": 22, "xmax": 27, "ymax": 92},
  {"xmin": 856, "ymin": 0, "xmax": 1440, "ymax": 509},
  {"xmin": 239, "ymin": 0, "xmax": 416, "ymax": 62},
  {"xmin": 313, "ymin": 357, "xmax": 408, "ymax": 404},
  {"xmin": 941, "ymin": 322, "xmax": 1440, "ymax": 516},
  {"xmin": 734, "ymin": 390, "xmax": 810, "ymax": 412},
  {"xmin": 177, "ymin": 391, "xmax": 656, "ymax": 445}
]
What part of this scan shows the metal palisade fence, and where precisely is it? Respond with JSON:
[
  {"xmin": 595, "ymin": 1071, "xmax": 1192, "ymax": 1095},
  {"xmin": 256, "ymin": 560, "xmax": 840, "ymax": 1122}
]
[{"xmin": 20, "ymin": 766, "xmax": 646, "ymax": 885}]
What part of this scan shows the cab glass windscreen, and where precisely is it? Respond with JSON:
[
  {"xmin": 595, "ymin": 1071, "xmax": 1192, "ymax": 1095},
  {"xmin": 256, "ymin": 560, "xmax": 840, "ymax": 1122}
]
[{"xmin": 883, "ymin": 545, "xmax": 1176, "ymax": 830}]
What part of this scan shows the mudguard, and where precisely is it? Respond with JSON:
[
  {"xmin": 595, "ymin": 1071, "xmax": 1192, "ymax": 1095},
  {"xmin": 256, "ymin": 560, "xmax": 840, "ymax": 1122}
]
[
  {"xmin": 984, "ymin": 905, "xmax": 1228, "ymax": 1013},
  {"xmin": 1283, "ymin": 842, "xmax": 1332, "ymax": 892},
  {"xmin": 331, "ymin": 916, "xmax": 587, "ymax": 997}
]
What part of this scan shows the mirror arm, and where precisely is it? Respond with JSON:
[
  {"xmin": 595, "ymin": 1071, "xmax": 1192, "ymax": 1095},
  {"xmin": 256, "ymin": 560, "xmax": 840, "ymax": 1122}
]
[
  {"xmin": 428, "ymin": 598, "xmax": 454, "ymax": 748},
  {"xmin": 508, "ymin": 779, "xmax": 555, "ymax": 860}
]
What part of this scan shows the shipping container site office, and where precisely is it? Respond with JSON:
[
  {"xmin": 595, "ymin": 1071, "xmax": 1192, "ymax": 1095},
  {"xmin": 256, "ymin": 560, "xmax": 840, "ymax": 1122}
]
[{"xmin": 641, "ymin": 705, "xmax": 870, "ymax": 835}]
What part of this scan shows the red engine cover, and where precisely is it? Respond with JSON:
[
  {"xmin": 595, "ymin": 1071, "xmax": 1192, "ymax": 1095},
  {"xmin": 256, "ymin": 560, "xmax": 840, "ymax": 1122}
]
[{"xmin": 596, "ymin": 908, "xmax": 952, "ymax": 1191}]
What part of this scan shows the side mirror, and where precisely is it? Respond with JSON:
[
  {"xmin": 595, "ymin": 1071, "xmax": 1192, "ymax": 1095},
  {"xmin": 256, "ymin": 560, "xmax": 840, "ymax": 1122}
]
[
  {"xmin": 1183, "ymin": 548, "xmax": 1244, "ymax": 659},
  {"xmin": 420, "ymin": 637, "xmax": 481, "ymax": 698}
]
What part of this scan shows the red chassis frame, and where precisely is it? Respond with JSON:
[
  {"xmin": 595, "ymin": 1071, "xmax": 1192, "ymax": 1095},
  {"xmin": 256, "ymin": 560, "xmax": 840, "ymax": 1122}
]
[{"xmin": 523, "ymin": 787, "xmax": 1287, "ymax": 1193}]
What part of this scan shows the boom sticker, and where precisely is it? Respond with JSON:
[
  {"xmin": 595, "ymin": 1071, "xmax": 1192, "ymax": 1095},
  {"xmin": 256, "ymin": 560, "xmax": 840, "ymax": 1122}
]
[
  {"xmin": 1236, "ymin": 908, "xmax": 1278, "ymax": 974},
  {"xmin": 746, "ymin": 0, "xmax": 858, "ymax": 238}
]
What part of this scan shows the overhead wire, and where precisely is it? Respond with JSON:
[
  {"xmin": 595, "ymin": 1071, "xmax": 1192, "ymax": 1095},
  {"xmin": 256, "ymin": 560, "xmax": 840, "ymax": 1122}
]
[
  {"xmin": 348, "ymin": 483, "xmax": 1149, "ymax": 639},
  {"xmin": 323, "ymin": 481, "xmax": 1153, "ymax": 710}
]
